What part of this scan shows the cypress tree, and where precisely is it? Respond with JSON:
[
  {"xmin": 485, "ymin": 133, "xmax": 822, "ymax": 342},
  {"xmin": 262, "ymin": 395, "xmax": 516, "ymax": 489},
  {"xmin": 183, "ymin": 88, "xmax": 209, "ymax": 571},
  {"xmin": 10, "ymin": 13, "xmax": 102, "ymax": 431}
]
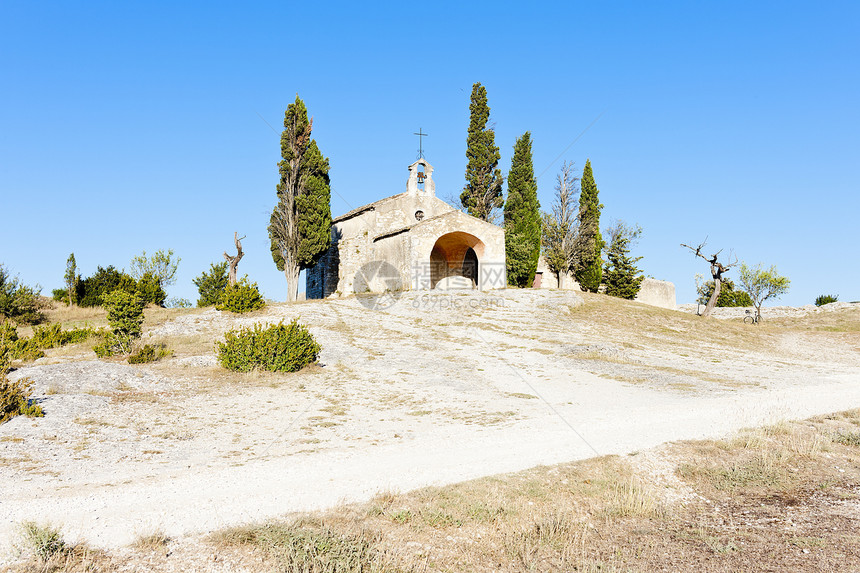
[
  {"xmin": 64, "ymin": 253, "xmax": 77, "ymax": 305},
  {"xmin": 574, "ymin": 159, "xmax": 603, "ymax": 292},
  {"xmin": 461, "ymin": 82, "xmax": 504, "ymax": 221},
  {"xmin": 268, "ymin": 96, "xmax": 332, "ymax": 302},
  {"xmin": 504, "ymin": 132, "xmax": 541, "ymax": 287}
]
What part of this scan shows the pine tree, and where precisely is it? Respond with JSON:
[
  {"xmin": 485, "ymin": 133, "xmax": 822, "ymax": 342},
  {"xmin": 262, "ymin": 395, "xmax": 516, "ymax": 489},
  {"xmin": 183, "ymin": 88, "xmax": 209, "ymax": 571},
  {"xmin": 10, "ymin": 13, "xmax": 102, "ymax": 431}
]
[
  {"xmin": 504, "ymin": 132, "xmax": 541, "ymax": 287},
  {"xmin": 460, "ymin": 82, "xmax": 504, "ymax": 222},
  {"xmin": 603, "ymin": 222, "xmax": 643, "ymax": 299},
  {"xmin": 193, "ymin": 262, "xmax": 229, "ymax": 307},
  {"xmin": 268, "ymin": 96, "xmax": 332, "ymax": 302},
  {"xmin": 573, "ymin": 159, "xmax": 603, "ymax": 292}
]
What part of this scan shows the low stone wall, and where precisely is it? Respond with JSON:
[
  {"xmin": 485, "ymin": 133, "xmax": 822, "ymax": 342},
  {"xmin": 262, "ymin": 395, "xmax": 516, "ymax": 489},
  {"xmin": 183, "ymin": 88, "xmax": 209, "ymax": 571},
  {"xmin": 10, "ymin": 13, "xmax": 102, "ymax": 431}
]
[
  {"xmin": 634, "ymin": 278, "xmax": 676, "ymax": 310},
  {"xmin": 676, "ymin": 301, "xmax": 858, "ymax": 320}
]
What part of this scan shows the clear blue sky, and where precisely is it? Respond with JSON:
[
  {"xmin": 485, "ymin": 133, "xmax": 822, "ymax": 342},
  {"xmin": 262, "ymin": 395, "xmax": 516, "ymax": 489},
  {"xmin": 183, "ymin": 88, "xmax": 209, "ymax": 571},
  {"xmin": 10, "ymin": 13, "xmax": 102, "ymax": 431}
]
[{"xmin": 2, "ymin": 1, "xmax": 858, "ymax": 306}]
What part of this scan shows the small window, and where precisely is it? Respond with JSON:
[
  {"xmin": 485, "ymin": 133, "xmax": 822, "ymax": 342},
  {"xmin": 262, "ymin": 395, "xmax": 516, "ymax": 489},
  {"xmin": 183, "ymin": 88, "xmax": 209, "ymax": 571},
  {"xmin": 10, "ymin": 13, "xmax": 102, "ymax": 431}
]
[{"xmin": 415, "ymin": 210, "xmax": 425, "ymax": 221}]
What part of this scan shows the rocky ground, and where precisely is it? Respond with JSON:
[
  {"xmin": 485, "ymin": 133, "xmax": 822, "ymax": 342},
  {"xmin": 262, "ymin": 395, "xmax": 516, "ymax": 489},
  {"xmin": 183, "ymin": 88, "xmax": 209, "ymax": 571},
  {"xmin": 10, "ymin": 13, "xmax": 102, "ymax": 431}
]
[{"xmin": 1, "ymin": 290, "xmax": 859, "ymax": 570}]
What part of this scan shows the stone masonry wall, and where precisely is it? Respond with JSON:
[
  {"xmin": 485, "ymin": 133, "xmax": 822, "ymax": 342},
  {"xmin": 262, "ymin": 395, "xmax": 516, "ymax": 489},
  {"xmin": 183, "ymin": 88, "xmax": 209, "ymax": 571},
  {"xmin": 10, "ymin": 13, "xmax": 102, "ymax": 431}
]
[{"xmin": 634, "ymin": 278, "xmax": 676, "ymax": 309}]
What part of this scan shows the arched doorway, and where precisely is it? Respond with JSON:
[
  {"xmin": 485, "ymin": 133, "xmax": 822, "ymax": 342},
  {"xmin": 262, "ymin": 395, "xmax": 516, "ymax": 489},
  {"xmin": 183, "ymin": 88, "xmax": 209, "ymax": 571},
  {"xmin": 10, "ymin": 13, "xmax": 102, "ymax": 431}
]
[{"xmin": 429, "ymin": 232, "xmax": 485, "ymax": 289}]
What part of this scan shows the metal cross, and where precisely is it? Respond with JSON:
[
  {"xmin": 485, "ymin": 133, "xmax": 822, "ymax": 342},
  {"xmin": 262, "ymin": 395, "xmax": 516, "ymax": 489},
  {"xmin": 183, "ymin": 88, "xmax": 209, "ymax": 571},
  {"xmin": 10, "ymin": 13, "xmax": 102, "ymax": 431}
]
[{"xmin": 413, "ymin": 128, "xmax": 428, "ymax": 158}]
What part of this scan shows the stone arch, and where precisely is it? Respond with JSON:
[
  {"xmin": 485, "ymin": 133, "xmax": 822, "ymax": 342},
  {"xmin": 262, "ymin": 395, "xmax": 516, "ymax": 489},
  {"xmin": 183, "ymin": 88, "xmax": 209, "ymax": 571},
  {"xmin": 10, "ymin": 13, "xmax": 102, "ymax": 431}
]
[{"xmin": 429, "ymin": 231, "xmax": 485, "ymax": 289}]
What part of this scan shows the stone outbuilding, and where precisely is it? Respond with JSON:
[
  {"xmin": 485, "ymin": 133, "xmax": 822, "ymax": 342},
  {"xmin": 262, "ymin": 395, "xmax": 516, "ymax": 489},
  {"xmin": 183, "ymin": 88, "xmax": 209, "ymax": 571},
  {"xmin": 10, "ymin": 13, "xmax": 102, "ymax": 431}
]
[{"xmin": 306, "ymin": 159, "xmax": 506, "ymax": 298}]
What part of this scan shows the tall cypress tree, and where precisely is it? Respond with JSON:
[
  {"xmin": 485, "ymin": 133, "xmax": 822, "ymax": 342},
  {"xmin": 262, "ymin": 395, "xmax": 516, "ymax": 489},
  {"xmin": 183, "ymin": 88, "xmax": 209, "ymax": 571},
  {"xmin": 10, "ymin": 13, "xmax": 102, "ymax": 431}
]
[
  {"xmin": 461, "ymin": 82, "xmax": 503, "ymax": 221},
  {"xmin": 574, "ymin": 159, "xmax": 603, "ymax": 292},
  {"xmin": 268, "ymin": 96, "xmax": 332, "ymax": 302},
  {"xmin": 64, "ymin": 253, "xmax": 77, "ymax": 306},
  {"xmin": 504, "ymin": 132, "xmax": 541, "ymax": 287}
]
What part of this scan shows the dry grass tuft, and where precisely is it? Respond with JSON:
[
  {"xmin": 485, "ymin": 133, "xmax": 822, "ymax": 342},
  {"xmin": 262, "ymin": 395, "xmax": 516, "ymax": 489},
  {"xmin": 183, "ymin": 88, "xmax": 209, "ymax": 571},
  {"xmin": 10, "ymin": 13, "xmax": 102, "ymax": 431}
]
[
  {"xmin": 133, "ymin": 530, "xmax": 170, "ymax": 552},
  {"xmin": 14, "ymin": 521, "xmax": 112, "ymax": 572},
  {"xmin": 212, "ymin": 520, "xmax": 392, "ymax": 572}
]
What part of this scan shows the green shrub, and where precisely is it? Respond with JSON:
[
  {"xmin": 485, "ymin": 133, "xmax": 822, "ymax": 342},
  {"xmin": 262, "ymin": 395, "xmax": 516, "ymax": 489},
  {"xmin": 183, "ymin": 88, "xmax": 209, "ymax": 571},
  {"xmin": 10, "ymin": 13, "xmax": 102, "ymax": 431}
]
[
  {"xmin": 51, "ymin": 288, "xmax": 69, "ymax": 302},
  {"xmin": 697, "ymin": 279, "xmax": 754, "ymax": 307},
  {"xmin": 92, "ymin": 341, "xmax": 113, "ymax": 358},
  {"xmin": 30, "ymin": 323, "xmax": 96, "ymax": 349},
  {"xmin": 0, "ymin": 322, "xmax": 44, "ymax": 362},
  {"xmin": 0, "ymin": 264, "xmax": 45, "ymax": 325},
  {"xmin": 136, "ymin": 272, "xmax": 167, "ymax": 307},
  {"xmin": 216, "ymin": 319, "xmax": 320, "ymax": 372},
  {"xmin": 93, "ymin": 290, "xmax": 145, "ymax": 356},
  {"xmin": 194, "ymin": 262, "xmax": 229, "ymax": 307},
  {"xmin": 76, "ymin": 266, "xmax": 138, "ymax": 307},
  {"xmin": 31, "ymin": 323, "xmax": 67, "ymax": 348},
  {"xmin": 128, "ymin": 343, "xmax": 172, "ymax": 364},
  {"xmin": 1, "ymin": 341, "xmax": 43, "ymax": 423},
  {"xmin": 815, "ymin": 294, "xmax": 838, "ymax": 306},
  {"xmin": 2, "ymin": 322, "xmax": 97, "ymax": 363},
  {"xmin": 12, "ymin": 340, "xmax": 46, "ymax": 362},
  {"xmin": 216, "ymin": 278, "xmax": 265, "ymax": 313},
  {"xmin": 1, "ymin": 377, "xmax": 44, "ymax": 423},
  {"xmin": 0, "ymin": 321, "xmax": 20, "ymax": 351}
]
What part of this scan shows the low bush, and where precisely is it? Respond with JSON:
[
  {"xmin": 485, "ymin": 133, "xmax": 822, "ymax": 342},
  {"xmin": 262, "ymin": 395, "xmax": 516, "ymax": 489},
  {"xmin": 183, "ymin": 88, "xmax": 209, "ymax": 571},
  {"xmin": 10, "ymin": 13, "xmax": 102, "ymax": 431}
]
[
  {"xmin": 216, "ymin": 278, "xmax": 265, "ymax": 313},
  {"xmin": 0, "ymin": 264, "xmax": 45, "ymax": 325},
  {"xmin": 815, "ymin": 294, "xmax": 839, "ymax": 306},
  {"xmin": 1, "ymin": 322, "xmax": 98, "ymax": 363},
  {"xmin": 93, "ymin": 290, "xmax": 145, "ymax": 357},
  {"xmin": 0, "ymin": 322, "xmax": 44, "ymax": 362},
  {"xmin": 31, "ymin": 323, "xmax": 96, "ymax": 349},
  {"xmin": 194, "ymin": 262, "xmax": 229, "ymax": 307},
  {"xmin": 216, "ymin": 319, "xmax": 320, "ymax": 372},
  {"xmin": 0, "ymin": 378, "xmax": 42, "ymax": 422},
  {"xmin": 128, "ymin": 343, "xmax": 173, "ymax": 364},
  {"xmin": 11, "ymin": 339, "xmax": 45, "ymax": 362},
  {"xmin": 1, "ymin": 342, "xmax": 43, "ymax": 423}
]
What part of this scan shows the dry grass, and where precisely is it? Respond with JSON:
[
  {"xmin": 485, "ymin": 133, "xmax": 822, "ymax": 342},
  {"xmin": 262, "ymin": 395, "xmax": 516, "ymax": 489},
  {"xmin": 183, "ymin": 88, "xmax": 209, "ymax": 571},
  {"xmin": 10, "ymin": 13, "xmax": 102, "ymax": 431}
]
[
  {"xmin": 211, "ymin": 455, "xmax": 665, "ymax": 572},
  {"xmin": 570, "ymin": 292, "xmax": 783, "ymax": 355},
  {"xmin": 11, "ymin": 522, "xmax": 113, "ymax": 572},
  {"xmin": 197, "ymin": 410, "xmax": 860, "ymax": 572},
  {"xmin": 132, "ymin": 530, "xmax": 170, "ymax": 553},
  {"xmin": 769, "ymin": 305, "xmax": 860, "ymax": 332},
  {"xmin": 31, "ymin": 302, "xmax": 108, "ymax": 332}
]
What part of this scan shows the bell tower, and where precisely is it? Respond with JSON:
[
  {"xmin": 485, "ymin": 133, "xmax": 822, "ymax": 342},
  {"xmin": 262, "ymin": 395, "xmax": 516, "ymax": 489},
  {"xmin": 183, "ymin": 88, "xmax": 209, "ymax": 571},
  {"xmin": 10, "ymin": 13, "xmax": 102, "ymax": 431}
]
[{"xmin": 406, "ymin": 158, "xmax": 435, "ymax": 197}]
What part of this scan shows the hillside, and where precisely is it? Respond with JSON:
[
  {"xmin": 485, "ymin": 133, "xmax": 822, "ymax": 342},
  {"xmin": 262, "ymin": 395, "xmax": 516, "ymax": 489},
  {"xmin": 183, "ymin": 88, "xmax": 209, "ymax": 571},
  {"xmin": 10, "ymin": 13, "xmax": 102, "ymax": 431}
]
[{"xmin": 2, "ymin": 290, "xmax": 859, "ymax": 570}]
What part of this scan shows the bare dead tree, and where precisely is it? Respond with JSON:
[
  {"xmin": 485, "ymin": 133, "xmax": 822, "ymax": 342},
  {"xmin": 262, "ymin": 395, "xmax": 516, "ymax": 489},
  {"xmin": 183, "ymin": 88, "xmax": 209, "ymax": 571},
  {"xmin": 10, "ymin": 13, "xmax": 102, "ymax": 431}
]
[
  {"xmin": 223, "ymin": 232, "xmax": 246, "ymax": 287},
  {"xmin": 681, "ymin": 239, "xmax": 737, "ymax": 317},
  {"xmin": 541, "ymin": 161, "xmax": 579, "ymax": 288}
]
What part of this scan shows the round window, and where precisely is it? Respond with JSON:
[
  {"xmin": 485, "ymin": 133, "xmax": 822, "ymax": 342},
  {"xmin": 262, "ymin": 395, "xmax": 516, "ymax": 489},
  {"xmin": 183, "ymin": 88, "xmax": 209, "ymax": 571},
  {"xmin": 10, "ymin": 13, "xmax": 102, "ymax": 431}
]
[{"xmin": 415, "ymin": 210, "xmax": 425, "ymax": 221}]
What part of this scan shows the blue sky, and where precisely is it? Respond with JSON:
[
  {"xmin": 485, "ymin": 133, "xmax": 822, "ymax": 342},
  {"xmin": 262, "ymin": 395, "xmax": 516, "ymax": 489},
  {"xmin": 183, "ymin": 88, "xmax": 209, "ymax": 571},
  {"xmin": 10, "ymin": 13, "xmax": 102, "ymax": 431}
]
[{"xmin": 2, "ymin": 1, "xmax": 858, "ymax": 306}]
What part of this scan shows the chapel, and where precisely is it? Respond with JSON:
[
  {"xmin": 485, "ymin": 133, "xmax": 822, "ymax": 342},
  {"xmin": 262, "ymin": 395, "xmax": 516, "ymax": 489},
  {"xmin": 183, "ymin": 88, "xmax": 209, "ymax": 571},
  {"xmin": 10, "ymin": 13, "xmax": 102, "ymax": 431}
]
[{"xmin": 306, "ymin": 159, "xmax": 507, "ymax": 298}]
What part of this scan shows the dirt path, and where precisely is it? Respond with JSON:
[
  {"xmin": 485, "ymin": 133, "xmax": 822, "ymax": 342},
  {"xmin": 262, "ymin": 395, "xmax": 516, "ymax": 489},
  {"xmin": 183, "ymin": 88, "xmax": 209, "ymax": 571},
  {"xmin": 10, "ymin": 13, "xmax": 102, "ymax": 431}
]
[{"xmin": 2, "ymin": 291, "xmax": 858, "ymax": 553}]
